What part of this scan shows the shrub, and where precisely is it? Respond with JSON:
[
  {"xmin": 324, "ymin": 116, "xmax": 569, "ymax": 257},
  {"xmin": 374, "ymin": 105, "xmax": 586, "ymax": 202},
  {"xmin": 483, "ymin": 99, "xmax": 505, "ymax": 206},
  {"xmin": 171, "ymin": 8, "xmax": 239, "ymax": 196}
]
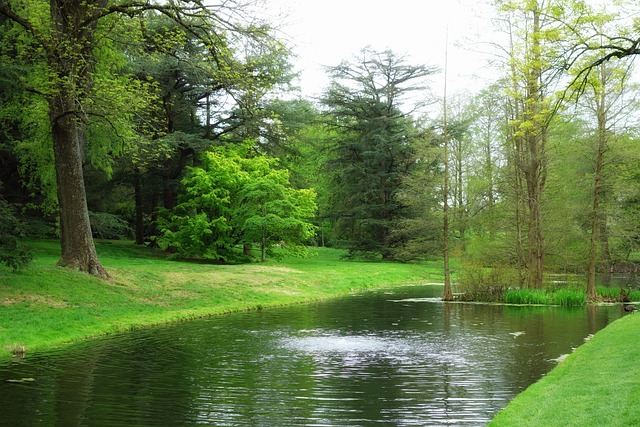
[
  {"xmin": 458, "ymin": 264, "xmax": 519, "ymax": 302},
  {"xmin": 160, "ymin": 147, "xmax": 316, "ymax": 261},
  {"xmin": 0, "ymin": 199, "xmax": 32, "ymax": 271},
  {"xmin": 23, "ymin": 217, "xmax": 58, "ymax": 238},
  {"xmin": 89, "ymin": 211, "xmax": 131, "ymax": 240}
]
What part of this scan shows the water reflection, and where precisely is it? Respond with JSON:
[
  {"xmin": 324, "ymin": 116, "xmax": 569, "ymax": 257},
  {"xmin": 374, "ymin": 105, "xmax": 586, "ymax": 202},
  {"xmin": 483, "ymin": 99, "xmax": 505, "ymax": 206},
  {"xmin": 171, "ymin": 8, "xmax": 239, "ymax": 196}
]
[{"xmin": 0, "ymin": 286, "xmax": 623, "ymax": 426}]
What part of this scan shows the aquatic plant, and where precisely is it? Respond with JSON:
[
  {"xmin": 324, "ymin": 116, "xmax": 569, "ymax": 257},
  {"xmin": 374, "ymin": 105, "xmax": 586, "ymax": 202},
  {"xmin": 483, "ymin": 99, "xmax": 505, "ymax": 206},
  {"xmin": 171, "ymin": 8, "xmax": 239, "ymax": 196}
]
[{"xmin": 504, "ymin": 289, "xmax": 551, "ymax": 305}]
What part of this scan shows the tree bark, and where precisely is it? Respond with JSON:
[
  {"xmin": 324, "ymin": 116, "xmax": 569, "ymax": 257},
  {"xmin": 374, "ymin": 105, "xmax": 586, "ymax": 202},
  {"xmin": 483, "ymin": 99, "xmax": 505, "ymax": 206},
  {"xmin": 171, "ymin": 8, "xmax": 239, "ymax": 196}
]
[
  {"xmin": 48, "ymin": 0, "xmax": 108, "ymax": 277},
  {"xmin": 51, "ymin": 99, "xmax": 107, "ymax": 277}
]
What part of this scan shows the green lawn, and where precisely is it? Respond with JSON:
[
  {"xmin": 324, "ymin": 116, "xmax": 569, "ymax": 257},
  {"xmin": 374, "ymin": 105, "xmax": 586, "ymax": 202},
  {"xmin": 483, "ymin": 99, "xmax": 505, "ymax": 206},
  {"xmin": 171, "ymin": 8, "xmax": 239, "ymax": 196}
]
[
  {"xmin": 491, "ymin": 312, "xmax": 640, "ymax": 426},
  {"xmin": 0, "ymin": 240, "xmax": 444, "ymax": 359}
]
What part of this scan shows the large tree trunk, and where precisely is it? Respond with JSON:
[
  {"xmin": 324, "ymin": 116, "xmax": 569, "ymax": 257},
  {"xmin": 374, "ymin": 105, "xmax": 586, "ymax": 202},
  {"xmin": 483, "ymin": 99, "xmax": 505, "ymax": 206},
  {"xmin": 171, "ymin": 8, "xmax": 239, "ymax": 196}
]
[
  {"xmin": 51, "ymin": 100, "xmax": 107, "ymax": 277},
  {"xmin": 48, "ymin": 0, "xmax": 108, "ymax": 277}
]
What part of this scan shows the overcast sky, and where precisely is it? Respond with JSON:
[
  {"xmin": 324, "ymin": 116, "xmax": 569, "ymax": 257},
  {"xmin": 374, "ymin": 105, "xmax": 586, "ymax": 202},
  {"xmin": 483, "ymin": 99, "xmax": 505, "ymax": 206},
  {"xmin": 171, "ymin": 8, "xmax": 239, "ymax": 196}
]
[{"xmin": 263, "ymin": 0, "xmax": 500, "ymax": 102}]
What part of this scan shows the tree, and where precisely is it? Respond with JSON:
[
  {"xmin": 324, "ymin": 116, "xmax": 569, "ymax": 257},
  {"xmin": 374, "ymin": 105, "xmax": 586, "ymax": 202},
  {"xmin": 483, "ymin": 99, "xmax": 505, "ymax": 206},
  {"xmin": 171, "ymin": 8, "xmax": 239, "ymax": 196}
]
[
  {"xmin": 236, "ymin": 163, "xmax": 317, "ymax": 261},
  {"xmin": 322, "ymin": 49, "xmax": 435, "ymax": 258},
  {"xmin": 497, "ymin": 0, "xmax": 575, "ymax": 288},
  {"xmin": 158, "ymin": 145, "xmax": 316, "ymax": 261},
  {"xmin": 0, "ymin": 0, "xmax": 279, "ymax": 277}
]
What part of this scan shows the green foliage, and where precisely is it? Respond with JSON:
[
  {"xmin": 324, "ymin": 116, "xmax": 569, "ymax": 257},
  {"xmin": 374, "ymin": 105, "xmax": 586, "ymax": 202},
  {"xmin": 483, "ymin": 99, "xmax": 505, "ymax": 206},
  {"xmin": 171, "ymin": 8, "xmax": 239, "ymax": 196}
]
[
  {"xmin": 89, "ymin": 212, "xmax": 131, "ymax": 240},
  {"xmin": 236, "ymin": 166, "xmax": 317, "ymax": 260},
  {"xmin": 0, "ymin": 199, "xmax": 32, "ymax": 271},
  {"xmin": 159, "ymin": 145, "xmax": 317, "ymax": 260},
  {"xmin": 22, "ymin": 217, "xmax": 57, "ymax": 239},
  {"xmin": 457, "ymin": 263, "xmax": 519, "ymax": 302},
  {"xmin": 322, "ymin": 49, "xmax": 434, "ymax": 258}
]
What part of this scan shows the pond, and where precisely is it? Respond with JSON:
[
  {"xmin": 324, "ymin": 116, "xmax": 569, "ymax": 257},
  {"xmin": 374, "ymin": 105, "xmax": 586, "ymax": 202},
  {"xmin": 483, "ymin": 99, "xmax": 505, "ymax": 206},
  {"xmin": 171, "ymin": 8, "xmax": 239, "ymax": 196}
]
[{"xmin": 0, "ymin": 285, "xmax": 624, "ymax": 426}]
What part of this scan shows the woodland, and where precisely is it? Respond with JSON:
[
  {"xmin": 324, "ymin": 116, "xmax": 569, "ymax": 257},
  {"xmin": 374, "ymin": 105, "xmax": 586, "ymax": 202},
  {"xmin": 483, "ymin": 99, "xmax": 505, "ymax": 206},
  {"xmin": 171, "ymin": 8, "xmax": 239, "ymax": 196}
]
[{"xmin": 1, "ymin": 0, "xmax": 640, "ymax": 303}]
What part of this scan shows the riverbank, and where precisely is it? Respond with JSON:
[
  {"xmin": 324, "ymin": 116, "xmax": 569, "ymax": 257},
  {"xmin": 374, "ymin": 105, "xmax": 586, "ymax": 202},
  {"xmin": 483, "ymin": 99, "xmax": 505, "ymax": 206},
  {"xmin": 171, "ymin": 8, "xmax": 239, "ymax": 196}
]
[
  {"xmin": 491, "ymin": 312, "xmax": 640, "ymax": 426},
  {"xmin": 0, "ymin": 240, "xmax": 443, "ymax": 360}
]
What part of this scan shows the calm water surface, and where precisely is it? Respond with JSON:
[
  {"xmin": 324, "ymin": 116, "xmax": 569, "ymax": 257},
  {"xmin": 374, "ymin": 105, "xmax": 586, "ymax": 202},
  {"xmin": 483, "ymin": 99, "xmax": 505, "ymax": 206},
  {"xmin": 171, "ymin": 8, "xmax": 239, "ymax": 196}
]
[{"xmin": 0, "ymin": 285, "xmax": 623, "ymax": 426}]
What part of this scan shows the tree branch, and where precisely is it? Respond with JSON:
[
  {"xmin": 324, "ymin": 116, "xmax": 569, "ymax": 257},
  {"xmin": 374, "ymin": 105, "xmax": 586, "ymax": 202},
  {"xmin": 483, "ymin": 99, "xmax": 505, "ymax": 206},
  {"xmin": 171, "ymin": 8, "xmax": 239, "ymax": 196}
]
[{"xmin": 0, "ymin": 1, "xmax": 47, "ymax": 48}]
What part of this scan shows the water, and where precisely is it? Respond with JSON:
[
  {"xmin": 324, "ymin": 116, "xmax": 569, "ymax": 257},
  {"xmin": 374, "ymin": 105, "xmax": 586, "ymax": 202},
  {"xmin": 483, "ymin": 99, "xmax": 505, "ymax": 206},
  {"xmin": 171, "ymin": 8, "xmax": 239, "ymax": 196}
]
[{"xmin": 0, "ymin": 285, "xmax": 623, "ymax": 426}]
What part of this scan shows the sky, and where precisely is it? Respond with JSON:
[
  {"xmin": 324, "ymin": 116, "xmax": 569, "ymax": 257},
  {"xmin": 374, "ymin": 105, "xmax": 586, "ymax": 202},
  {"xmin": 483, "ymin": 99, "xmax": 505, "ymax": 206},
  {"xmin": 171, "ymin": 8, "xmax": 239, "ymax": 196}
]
[{"xmin": 262, "ymin": 0, "xmax": 501, "ymax": 102}]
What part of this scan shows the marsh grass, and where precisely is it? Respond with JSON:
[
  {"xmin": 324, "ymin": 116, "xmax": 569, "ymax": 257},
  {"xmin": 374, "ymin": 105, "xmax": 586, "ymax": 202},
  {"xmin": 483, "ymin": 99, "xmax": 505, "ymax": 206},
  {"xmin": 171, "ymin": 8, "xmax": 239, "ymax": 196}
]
[
  {"xmin": 504, "ymin": 289, "xmax": 550, "ymax": 305},
  {"xmin": 552, "ymin": 288, "xmax": 585, "ymax": 307},
  {"xmin": 597, "ymin": 286, "xmax": 640, "ymax": 302}
]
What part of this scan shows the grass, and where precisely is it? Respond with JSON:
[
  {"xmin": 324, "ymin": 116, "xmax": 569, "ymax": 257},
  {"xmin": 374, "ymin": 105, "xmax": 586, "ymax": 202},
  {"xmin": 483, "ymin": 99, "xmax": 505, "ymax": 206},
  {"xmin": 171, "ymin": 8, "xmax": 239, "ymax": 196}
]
[
  {"xmin": 504, "ymin": 289, "xmax": 550, "ymax": 305},
  {"xmin": 597, "ymin": 286, "xmax": 640, "ymax": 302},
  {"xmin": 0, "ymin": 240, "xmax": 442, "ymax": 360},
  {"xmin": 490, "ymin": 287, "xmax": 585, "ymax": 306},
  {"xmin": 491, "ymin": 313, "xmax": 640, "ymax": 426}
]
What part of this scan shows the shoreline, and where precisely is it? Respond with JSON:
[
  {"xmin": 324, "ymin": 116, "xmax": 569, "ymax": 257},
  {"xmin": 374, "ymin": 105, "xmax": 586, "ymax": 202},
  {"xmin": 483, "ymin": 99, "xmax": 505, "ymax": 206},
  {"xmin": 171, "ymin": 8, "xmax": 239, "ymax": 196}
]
[
  {"xmin": 490, "ymin": 312, "xmax": 639, "ymax": 425},
  {"xmin": 0, "ymin": 240, "xmax": 440, "ymax": 361}
]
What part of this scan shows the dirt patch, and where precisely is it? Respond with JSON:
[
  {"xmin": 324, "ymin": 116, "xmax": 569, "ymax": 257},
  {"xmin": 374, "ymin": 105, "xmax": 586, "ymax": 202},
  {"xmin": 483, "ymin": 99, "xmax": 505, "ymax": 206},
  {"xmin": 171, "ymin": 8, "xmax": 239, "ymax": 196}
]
[{"xmin": 1, "ymin": 295, "xmax": 69, "ymax": 308}]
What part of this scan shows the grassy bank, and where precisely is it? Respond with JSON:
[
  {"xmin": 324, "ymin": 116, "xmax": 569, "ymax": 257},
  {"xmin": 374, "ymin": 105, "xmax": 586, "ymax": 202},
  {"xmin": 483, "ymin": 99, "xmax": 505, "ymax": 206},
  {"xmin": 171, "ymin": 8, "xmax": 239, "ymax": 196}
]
[
  {"xmin": 0, "ymin": 240, "xmax": 443, "ymax": 360},
  {"xmin": 491, "ymin": 313, "xmax": 640, "ymax": 426}
]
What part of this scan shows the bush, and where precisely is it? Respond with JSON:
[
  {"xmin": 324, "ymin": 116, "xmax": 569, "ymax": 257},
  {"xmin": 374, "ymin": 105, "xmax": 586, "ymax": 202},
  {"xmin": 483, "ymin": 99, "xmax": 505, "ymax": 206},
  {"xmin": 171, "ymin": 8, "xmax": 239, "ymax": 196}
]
[
  {"xmin": 0, "ymin": 199, "xmax": 32, "ymax": 271},
  {"xmin": 89, "ymin": 211, "xmax": 131, "ymax": 240},
  {"xmin": 23, "ymin": 217, "xmax": 58, "ymax": 238},
  {"xmin": 457, "ymin": 264, "xmax": 519, "ymax": 302}
]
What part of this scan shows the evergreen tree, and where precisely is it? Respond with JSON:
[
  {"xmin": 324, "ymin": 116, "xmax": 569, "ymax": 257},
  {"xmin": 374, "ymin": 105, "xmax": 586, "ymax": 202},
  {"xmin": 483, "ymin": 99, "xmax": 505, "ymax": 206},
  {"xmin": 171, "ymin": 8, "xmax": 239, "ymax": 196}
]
[{"xmin": 322, "ymin": 49, "xmax": 434, "ymax": 258}]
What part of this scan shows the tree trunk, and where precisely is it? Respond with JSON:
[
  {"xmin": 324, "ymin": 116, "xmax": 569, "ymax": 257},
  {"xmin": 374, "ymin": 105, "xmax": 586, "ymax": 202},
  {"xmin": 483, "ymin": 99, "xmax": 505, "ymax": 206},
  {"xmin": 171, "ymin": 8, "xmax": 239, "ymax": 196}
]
[
  {"xmin": 134, "ymin": 172, "xmax": 144, "ymax": 245},
  {"xmin": 587, "ymin": 64, "xmax": 608, "ymax": 301},
  {"xmin": 442, "ymin": 31, "xmax": 453, "ymax": 302},
  {"xmin": 600, "ymin": 219, "xmax": 611, "ymax": 270},
  {"xmin": 162, "ymin": 172, "xmax": 176, "ymax": 210},
  {"xmin": 243, "ymin": 243, "xmax": 251, "ymax": 256},
  {"xmin": 51, "ymin": 100, "xmax": 107, "ymax": 278},
  {"xmin": 506, "ymin": 18, "xmax": 527, "ymax": 287},
  {"xmin": 48, "ymin": 0, "xmax": 108, "ymax": 278},
  {"xmin": 524, "ymin": 5, "xmax": 546, "ymax": 289}
]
